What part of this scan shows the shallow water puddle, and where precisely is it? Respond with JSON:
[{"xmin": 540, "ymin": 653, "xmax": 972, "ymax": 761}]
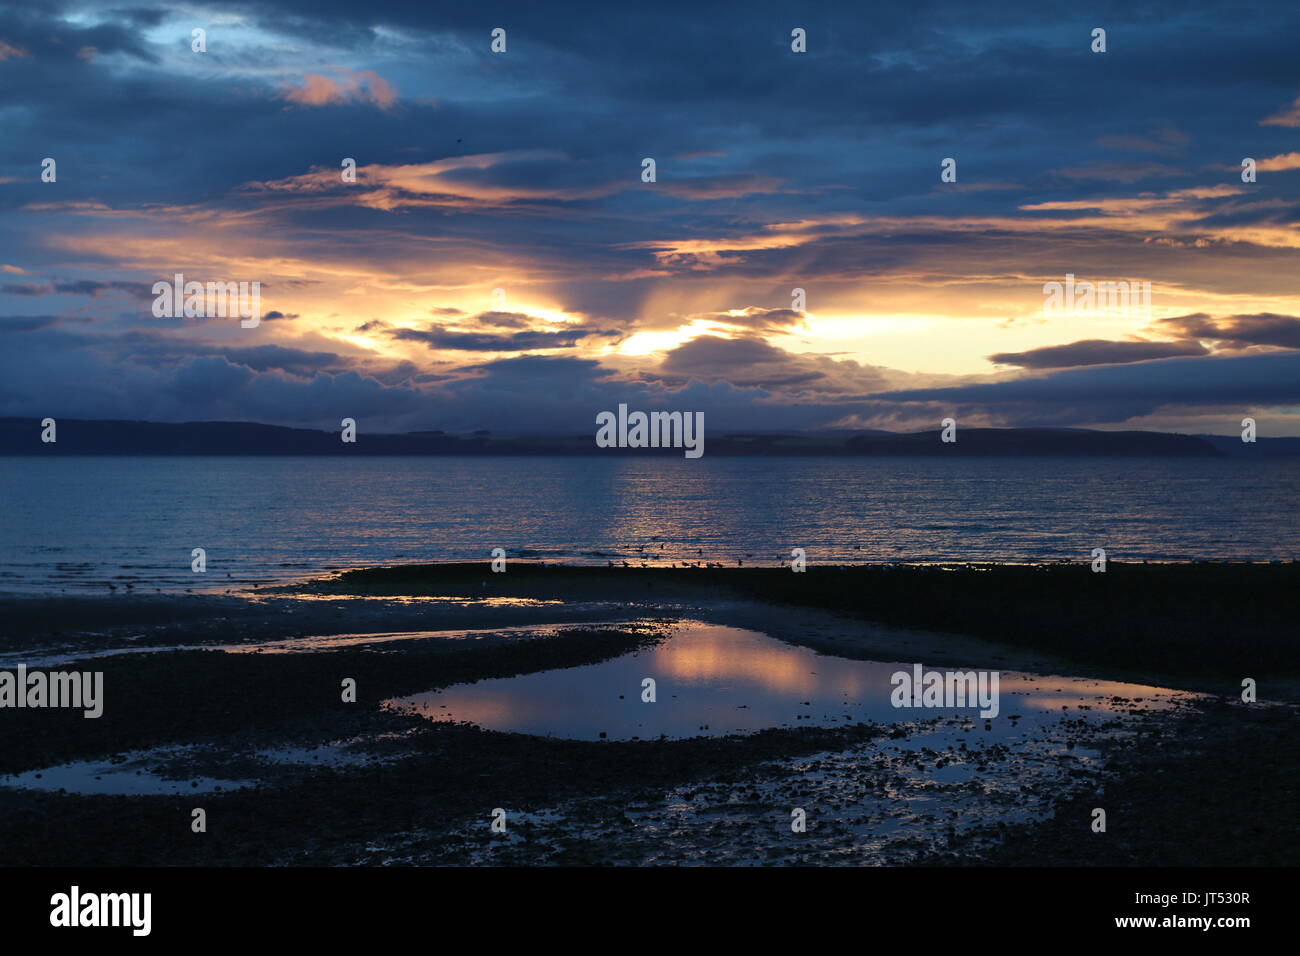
[
  {"xmin": 214, "ymin": 620, "xmax": 638, "ymax": 654},
  {"xmin": 0, "ymin": 747, "xmax": 253, "ymax": 796},
  {"xmin": 0, "ymin": 732, "xmax": 413, "ymax": 797},
  {"xmin": 0, "ymin": 614, "xmax": 644, "ymax": 669},
  {"xmin": 385, "ymin": 621, "xmax": 1195, "ymax": 740},
  {"xmin": 254, "ymin": 593, "xmax": 566, "ymax": 606}
]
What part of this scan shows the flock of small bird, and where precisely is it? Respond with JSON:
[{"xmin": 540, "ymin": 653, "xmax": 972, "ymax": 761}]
[{"xmin": 98, "ymin": 540, "xmax": 871, "ymax": 590}]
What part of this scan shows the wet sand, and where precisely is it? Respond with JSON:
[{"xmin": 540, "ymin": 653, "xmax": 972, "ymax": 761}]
[{"xmin": 0, "ymin": 562, "xmax": 1294, "ymax": 866}]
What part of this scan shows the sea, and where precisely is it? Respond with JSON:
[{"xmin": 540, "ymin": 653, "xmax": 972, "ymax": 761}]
[{"xmin": 0, "ymin": 455, "xmax": 1296, "ymax": 594}]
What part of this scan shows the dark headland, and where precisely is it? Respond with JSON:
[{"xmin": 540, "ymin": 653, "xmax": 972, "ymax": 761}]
[{"xmin": 6, "ymin": 416, "xmax": 1297, "ymax": 456}]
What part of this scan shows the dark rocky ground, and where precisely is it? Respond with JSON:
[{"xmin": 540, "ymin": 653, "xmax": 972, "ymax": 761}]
[
  {"xmin": 930, "ymin": 699, "xmax": 1299, "ymax": 867},
  {"xmin": 0, "ymin": 563, "xmax": 1295, "ymax": 866}
]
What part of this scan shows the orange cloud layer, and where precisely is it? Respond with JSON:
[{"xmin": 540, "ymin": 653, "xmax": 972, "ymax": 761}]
[{"xmin": 283, "ymin": 68, "xmax": 398, "ymax": 110}]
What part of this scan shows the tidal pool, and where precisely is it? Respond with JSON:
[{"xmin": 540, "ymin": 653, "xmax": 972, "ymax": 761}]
[
  {"xmin": 0, "ymin": 731, "xmax": 413, "ymax": 797},
  {"xmin": 0, "ymin": 747, "xmax": 253, "ymax": 796},
  {"xmin": 385, "ymin": 621, "xmax": 1194, "ymax": 741}
]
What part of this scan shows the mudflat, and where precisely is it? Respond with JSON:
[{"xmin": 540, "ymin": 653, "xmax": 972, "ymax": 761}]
[{"xmin": 0, "ymin": 562, "xmax": 1294, "ymax": 866}]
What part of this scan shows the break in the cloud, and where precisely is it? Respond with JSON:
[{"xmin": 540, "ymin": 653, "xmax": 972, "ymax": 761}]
[{"xmin": 3, "ymin": 0, "xmax": 1300, "ymax": 434}]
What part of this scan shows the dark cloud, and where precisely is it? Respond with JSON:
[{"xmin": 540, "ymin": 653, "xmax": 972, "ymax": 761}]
[
  {"xmin": 988, "ymin": 339, "xmax": 1210, "ymax": 369},
  {"xmin": 659, "ymin": 335, "xmax": 827, "ymax": 389},
  {"xmin": 55, "ymin": 279, "xmax": 153, "ymax": 299},
  {"xmin": 872, "ymin": 351, "xmax": 1300, "ymax": 424},
  {"xmin": 472, "ymin": 311, "xmax": 533, "ymax": 329},
  {"xmin": 1052, "ymin": 162, "xmax": 1183, "ymax": 184},
  {"xmin": 2, "ymin": 0, "xmax": 1300, "ymax": 434},
  {"xmin": 1158, "ymin": 312, "xmax": 1300, "ymax": 350},
  {"xmin": 658, "ymin": 174, "xmax": 783, "ymax": 200},
  {"xmin": 462, "ymin": 354, "xmax": 614, "ymax": 382},
  {"xmin": 2, "ymin": 279, "xmax": 149, "ymax": 298},
  {"xmin": 1, "ymin": 283, "xmax": 50, "ymax": 296},
  {"xmin": 663, "ymin": 335, "xmax": 791, "ymax": 371},
  {"xmin": 391, "ymin": 326, "xmax": 618, "ymax": 351},
  {"xmin": 696, "ymin": 308, "xmax": 805, "ymax": 331},
  {"xmin": 0, "ymin": 314, "xmax": 62, "ymax": 333},
  {"xmin": 221, "ymin": 344, "xmax": 350, "ymax": 375}
]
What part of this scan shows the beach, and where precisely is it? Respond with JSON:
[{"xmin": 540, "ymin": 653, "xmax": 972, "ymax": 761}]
[{"xmin": 0, "ymin": 562, "xmax": 1294, "ymax": 866}]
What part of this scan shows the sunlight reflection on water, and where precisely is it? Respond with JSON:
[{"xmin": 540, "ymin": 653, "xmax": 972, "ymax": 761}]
[
  {"xmin": 385, "ymin": 622, "xmax": 1196, "ymax": 740},
  {"xmin": 3, "ymin": 456, "xmax": 1296, "ymax": 593}
]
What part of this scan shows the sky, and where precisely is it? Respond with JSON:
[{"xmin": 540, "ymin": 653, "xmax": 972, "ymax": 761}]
[{"xmin": 2, "ymin": 0, "xmax": 1300, "ymax": 435}]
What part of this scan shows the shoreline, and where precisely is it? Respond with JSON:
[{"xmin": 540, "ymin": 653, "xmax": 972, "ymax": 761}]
[
  {"xmin": 0, "ymin": 562, "xmax": 1295, "ymax": 866},
  {"xmin": 7, "ymin": 561, "xmax": 1293, "ymax": 688}
]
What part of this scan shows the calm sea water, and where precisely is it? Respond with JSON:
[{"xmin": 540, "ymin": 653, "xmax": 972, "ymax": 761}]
[{"xmin": 1, "ymin": 456, "xmax": 1296, "ymax": 594}]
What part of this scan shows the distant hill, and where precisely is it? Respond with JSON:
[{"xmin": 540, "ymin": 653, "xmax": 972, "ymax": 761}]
[
  {"xmin": 0, "ymin": 417, "xmax": 1240, "ymax": 457},
  {"xmin": 1197, "ymin": 434, "xmax": 1300, "ymax": 457}
]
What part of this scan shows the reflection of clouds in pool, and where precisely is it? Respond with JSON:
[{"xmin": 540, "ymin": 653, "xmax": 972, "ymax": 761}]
[
  {"xmin": 386, "ymin": 622, "xmax": 1199, "ymax": 742},
  {"xmin": 648, "ymin": 627, "xmax": 883, "ymax": 702},
  {"xmin": 406, "ymin": 694, "xmax": 526, "ymax": 727},
  {"xmin": 997, "ymin": 674, "xmax": 1180, "ymax": 714},
  {"xmin": 653, "ymin": 632, "xmax": 819, "ymax": 693}
]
